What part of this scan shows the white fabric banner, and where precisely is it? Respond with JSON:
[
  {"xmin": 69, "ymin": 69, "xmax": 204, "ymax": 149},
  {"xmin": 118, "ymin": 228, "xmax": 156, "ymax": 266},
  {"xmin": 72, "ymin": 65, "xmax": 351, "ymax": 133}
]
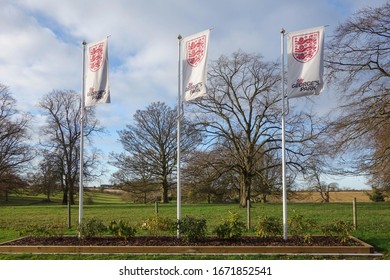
[
  {"xmin": 85, "ymin": 38, "xmax": 110, "ymax": 106},
  {"xmin": 287, "ymin": 26, "xmax": 324, "ymax": 99},
  {"xmin": 182, "ymin": 29, "xmax": 210, "ymax": 102}
]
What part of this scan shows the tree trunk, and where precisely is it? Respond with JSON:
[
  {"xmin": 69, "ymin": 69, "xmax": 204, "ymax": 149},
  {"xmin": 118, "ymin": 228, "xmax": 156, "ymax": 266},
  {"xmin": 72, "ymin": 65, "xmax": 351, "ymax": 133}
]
[
  {"xmin": 321, "ymin": 191, "xmax": 330, "ymax": 203},
  {"xmin": 61, "ymin": 174, "xmax": 67, "ymax": 205},
  {"xmin": 62, "ymin": 188, "xmax": 68, "ymax": 205},
  {"xmin": 239, "ymin": 174, "xmax": 252, "ymax": 208},
  {"xmin": 162, "ymin": 177, "xmax": 169, "ymax": 203},
  {"xmin": 69, "ymin": 184, "xmax": 75, "ymax": 205}
]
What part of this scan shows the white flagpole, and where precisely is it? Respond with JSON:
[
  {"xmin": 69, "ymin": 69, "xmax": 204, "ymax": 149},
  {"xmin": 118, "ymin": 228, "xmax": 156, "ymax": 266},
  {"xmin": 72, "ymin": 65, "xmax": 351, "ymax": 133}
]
[
  {"xmin": 280, "ymin": 28, "xmax": 288, "ymax": 240},
  {"xmin": 78, "ymin": 40, "xmax": 86, "ymax": 236},
  {"xmin": 177, "ymin": 34, "xmax": 182, "ymax": 238}
]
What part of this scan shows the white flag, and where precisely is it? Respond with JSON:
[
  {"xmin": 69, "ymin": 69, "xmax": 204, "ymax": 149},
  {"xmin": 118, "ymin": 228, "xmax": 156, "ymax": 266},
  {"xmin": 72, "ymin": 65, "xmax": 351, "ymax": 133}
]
[
  {"xmin": 182, "ymin": 29, "xmax": 210, "ymax": 101},
  {"xmin": 287, "ymin": 26, "xmax": 324, "ymax": 99},
  {"xmin": 85, "ymin": 38, "xmax": 110, "ymax": 106}
]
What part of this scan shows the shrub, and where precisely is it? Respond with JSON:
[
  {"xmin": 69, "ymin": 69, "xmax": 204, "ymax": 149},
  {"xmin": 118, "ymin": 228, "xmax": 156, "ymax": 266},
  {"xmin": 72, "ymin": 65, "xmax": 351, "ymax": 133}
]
[
  {"xmin": 213, "ymin": 211, "xmax": 245, "ymax": 240},
  {"xmin": 321, "ymin": 220, "xmax": 353, "ymax": 243},
  {"xmin": 140, "ymin": 215, "xmax": 176, "ymax": 236},
  {"xmin": 108, "ymin": 220, "xmax": 136, "ymax": 240},
  {"xmin": 178, "ymin": 215, "xmax": 207, "ymax": 242},
  {"xmin": 288, "ymin": 211, "xmax": 317, "ymax": 243},
  {"xmin": 255, "ymin": 216, "xmax": 282, "ymax": 238},
  {"xmin": 366, "ymin": 186, "xmax": 386, "ymax": 202},
  {"xmin": 78, "ymin": 217, "xmax": 107, "ymax": 239}
]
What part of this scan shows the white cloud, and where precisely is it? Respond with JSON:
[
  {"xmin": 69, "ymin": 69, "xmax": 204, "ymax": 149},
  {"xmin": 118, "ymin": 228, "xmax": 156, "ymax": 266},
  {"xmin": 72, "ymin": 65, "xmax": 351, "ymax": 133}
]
[{"xmin": 1, "ymin": 2, "xmax": 79, "ymax": 113}]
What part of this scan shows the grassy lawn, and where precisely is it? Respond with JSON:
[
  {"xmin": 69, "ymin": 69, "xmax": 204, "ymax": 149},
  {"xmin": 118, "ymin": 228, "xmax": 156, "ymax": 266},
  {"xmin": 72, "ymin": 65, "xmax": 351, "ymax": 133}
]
[{"xmin": 0, "ymin": 191, "xmax": 389, "ymax": 259}]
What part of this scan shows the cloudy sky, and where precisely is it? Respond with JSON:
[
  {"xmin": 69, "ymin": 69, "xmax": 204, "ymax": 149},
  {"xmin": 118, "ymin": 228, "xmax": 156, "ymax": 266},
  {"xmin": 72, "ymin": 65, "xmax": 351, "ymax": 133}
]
[{"xmin": 1, "ymin": 0, "xmax": 387, "ymax": 188}]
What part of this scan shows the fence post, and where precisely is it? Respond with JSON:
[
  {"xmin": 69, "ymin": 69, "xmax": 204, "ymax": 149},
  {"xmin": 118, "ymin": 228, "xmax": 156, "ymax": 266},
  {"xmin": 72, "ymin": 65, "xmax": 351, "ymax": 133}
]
[
  {"xmin": 67, "ymin": 187, "xmax": 71, "ymax": 229},
  {"xmin": 155, "ymin": 201, "xmax": 159, "ymax": 215},
  {"xmin": 67, "ymin": 198, "xmax": 71, "ymax": 229},
  {"xmin": 353, "ymin": 197, "xmax": 357, "ymax": 230},
  {"xmin": 247, "ymin": 199, "xmax": 251, "ymax": 230}
]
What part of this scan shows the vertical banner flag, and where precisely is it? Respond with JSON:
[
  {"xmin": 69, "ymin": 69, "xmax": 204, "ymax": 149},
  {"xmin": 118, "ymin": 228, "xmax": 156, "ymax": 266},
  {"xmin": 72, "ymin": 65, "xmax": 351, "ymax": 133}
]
[
  {"xmin": 182, "ymin": 29, "xmax": 210, "ymax": 101},
  {"xmin": 287, "ymin": 26, "xmax": 324, "ymax": 98},
  {"xmin": 85, "ymin": 38, "xmax": 110, "ymax": 106}
]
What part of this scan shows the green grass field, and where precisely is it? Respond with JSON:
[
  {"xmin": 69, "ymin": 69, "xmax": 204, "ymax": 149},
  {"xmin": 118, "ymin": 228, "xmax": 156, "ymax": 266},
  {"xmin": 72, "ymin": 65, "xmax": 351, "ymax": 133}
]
[{"xmin": 0, "ymin": 191, "xmax": 389, "ymax": 260}]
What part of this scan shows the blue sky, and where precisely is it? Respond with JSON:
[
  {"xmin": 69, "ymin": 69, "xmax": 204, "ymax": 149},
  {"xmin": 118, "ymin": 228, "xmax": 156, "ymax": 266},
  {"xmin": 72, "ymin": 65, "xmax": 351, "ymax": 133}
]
[{"xmin": 1, "ymin": 0, "xmax": 387, "ymax": 188}]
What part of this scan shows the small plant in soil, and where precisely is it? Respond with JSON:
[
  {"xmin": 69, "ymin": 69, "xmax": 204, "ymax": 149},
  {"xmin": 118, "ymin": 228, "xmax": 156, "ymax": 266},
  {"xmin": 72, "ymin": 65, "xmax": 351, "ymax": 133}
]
[
  {"xmin": 213, "ymin": 211, "xmax": 246, "ymax": 240},
  {"xmin": 78, "ymin": 217, "xmax": 107, "ymax": 239},
  {"xmin": 108, "ymin": 220, "xmax": 136, "ymax": 240},
  {"xmin": 321, "ymin": 220, "xmax": 354, "ymax": 243},
  {"xmin": 177, "ymin": 215, "xmax": 207, "ymax": 242},
  {"xmin": 288, "ymin": 211, "xmax": 317, "ymax": 244},
  {"xmin": 140, "ymin": 215, "xmax": 176, "ymax": 236},
  {"xmin": 255, "ymin": 216, "xmax": 282, "ymax": 238}
]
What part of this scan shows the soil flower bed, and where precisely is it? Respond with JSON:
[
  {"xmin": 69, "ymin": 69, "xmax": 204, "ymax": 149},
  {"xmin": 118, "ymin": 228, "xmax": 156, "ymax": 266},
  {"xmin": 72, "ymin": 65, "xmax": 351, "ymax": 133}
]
[
  {"xmin": 0, "ymin": 235, "xmax": 375, "ymax": 255},
  {"xmin": 1, "ymin": 235, "xmax": 362, "ymax": 246}
]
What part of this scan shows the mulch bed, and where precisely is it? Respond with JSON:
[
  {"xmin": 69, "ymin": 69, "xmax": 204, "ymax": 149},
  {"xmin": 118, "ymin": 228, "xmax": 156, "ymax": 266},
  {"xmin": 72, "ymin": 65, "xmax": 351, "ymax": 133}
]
[{"xmin": 2, "ymin": 235, "xmax": 362, "ymax": 247}]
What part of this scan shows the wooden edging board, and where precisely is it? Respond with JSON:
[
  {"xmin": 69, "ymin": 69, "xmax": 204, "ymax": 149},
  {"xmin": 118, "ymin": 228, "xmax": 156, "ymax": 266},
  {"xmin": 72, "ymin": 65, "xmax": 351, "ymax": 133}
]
[{"xmin": 0, "ymin": 236, "xmax": 375, "ymax": 255}]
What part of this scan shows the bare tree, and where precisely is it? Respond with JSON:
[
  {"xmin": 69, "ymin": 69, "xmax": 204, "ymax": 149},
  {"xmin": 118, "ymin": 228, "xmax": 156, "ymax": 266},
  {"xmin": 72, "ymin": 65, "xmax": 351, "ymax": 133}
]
[
  {"xmin": 184, "ymin": 144, "xmax": 282, "ymax": 204},
  {"xmin": 0, "ymin": 172, "xmax": 27, "ymax": 201},
  {"xmin": 112, "ymin": 102, "xmax": 201, "ymax": 203},
  {"xmin": 303, "ymin": 156, "xmax": 338, "ymax": 203},
  {"xmin": 29, "ymin": 152, "xmax": 62, "ymax": 202},
  {"xmin": 312, "ymin": 181, "xmax": 338, "ymax": 203},
  {"xmin": 111, "ymin": 153, "xmax": 160, "ymax": 203},
  {"xmin": 0, "ymin": 84, "xmax": 33, "ymax": 198},
  {"xmin": 38, "ymin": 90, "xmax": 104, "ymax": 204},
  {"xmin": 326, "ymin": 3, "xmax": 390, "ymax": 185},
  {"xmin": 251, "ymin": 147, "xmax": 282, "ymax": 203},
  {"xmin": 183, "ymin": 147, "xmax": 238, "ymax": 203},
  {"xmin": 192, "ymin": 51, "xmax": 320, "ymax": 207}
]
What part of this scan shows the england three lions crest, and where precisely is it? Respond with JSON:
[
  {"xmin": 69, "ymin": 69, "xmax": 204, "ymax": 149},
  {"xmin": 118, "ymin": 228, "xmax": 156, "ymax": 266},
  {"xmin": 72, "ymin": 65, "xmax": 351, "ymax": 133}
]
[
  {"xmin": 186, "ymin": 35, "xmax": 206, "ymax": 67},
  {"xmin": 89, "ymin": 42, "xmax": 105, "ymax": 72},
  {"xmin": 292, "ymin": 31, "xmax": 319, "ymax": 63}
]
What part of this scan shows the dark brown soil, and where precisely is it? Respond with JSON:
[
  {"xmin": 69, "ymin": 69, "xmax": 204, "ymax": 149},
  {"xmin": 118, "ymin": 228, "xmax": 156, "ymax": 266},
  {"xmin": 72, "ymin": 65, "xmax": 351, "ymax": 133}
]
[{"xmin": 2, "ymin": 236, "xmax": 362, "ymax": 247}]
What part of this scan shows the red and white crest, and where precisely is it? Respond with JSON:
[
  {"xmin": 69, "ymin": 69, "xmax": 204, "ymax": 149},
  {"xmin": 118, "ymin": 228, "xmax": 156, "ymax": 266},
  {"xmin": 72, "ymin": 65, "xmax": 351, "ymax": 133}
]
[
  {"xmin": 292, "ymin": 31, "xmax": 319, "ymax": 63},
  {"xmin": 186, "ymin": 35, "xmax": 206, "ymax": 67},
  {"xmin": 89, "ymin": 42, "xmax": 105, "ymax": 72}
]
